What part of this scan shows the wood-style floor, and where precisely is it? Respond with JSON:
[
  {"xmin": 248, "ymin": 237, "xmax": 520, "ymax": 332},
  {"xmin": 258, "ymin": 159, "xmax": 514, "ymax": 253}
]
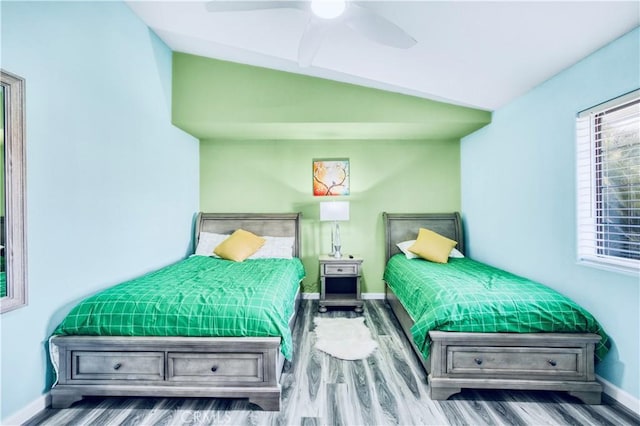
[{"xmin": 26, "ymin": 300, "xmax": 639, "ymax": 426}]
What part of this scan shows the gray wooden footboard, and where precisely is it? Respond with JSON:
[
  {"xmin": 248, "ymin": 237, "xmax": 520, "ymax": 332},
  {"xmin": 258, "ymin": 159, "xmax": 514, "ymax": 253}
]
[{"xmin": 51, "ymin": 335, "xmax": 285, "ymax": 410}]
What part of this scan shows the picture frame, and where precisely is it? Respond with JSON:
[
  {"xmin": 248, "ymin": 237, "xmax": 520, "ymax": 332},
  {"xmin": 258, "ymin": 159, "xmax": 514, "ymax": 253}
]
[{"xmin": 312, "ymin": 159, "xmax": 350, "ymax": 196}]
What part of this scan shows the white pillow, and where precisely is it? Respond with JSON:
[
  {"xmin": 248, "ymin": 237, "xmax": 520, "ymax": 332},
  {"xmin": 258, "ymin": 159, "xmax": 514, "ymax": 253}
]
[
  {"xmin": 249, "ymin": 236, "xmax": 295, "ymax": 259},
  {"xmin": 396, "ymin": 240, "xmax": 420, "ymax": 259},
  {"xmin": 396, "ymin": 240, "xmax": 464, "ymax": 259},
  {"xmin": 449, "ymin": 248, "xmax": 465, "ymax": 258},
  {"xmin": 194, "ymin": 232, "xmax": 229, "ymax": 257}
]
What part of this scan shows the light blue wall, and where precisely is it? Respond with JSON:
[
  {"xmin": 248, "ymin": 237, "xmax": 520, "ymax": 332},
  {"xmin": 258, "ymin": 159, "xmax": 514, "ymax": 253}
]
[
  {"xmin": 0, "ymin": 1, "xmax": 199, "ymax": 420},
  {"xmin": 462, "ymin": 27, "xmax": 640, "ymax": 400}
]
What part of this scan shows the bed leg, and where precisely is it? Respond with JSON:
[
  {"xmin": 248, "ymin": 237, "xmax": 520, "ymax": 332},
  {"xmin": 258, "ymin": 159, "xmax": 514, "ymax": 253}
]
[
  {"xmin": 248, "ymin": 396, "xmax": 280, "ymax": 411},
  {"xmin": 429, "ymin": 386, "xmax": 461, "ymax": 401},
  {"xmin": 568, "ymin": 390, "xmax": 601, "ymax": 405},
  {"xmin": 50, "ymin": 389, "xmax": 84, "ymax": 408}
]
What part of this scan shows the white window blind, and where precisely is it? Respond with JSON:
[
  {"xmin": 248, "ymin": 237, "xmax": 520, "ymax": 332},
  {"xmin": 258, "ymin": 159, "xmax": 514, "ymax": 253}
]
[{"xmin": 576, "ymin": 90, "xmax": 640, "ymax": 274}]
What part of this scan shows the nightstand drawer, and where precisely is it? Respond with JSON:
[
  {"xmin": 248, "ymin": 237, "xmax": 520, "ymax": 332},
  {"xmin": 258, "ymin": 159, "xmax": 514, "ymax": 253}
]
[{"xmin": 323, "ymin": 264, "xmax": 358, "ymax": 275}]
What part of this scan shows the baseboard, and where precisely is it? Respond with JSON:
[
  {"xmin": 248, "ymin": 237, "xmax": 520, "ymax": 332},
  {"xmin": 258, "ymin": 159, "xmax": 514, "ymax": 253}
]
[
  {"xmin": 598, "ymin": 374, "xmax": 640, "ymax": 418},
  {"xmin": 302, "ymin": 293, "xmax": 385, "ymax": 300},
  {"xmin": 2, "ymin": 392, "xmax": 50, "ymax": 426},
  {"xmin": 362, "ymin": 293, "xmax": 385, "ymax": 300}
]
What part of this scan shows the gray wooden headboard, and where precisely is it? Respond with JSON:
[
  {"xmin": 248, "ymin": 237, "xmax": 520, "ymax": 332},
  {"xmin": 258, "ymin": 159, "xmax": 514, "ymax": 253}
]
[
  {"xmin": 383, "ymin": 212, "xmax": 464, "ymax": 261},
  {"xmin": 195, "ymin": 213, "xmax": 302, "ymax": 258}
]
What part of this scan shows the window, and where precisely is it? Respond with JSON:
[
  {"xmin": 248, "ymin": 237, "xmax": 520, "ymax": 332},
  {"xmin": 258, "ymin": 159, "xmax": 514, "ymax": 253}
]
[{"xmin": 577, "ymin": 90, "xmax": 640, "ymax": 274}]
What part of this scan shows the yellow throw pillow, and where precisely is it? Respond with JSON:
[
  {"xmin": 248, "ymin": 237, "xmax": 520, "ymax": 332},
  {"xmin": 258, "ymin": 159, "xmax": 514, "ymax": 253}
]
[
  {"xmin": 214, "ymin": 229, "xmax": 266, "ymax": 262},
  {"xmin": 408, "ymin": 228, "xmax": 457, "ymax": 264}
]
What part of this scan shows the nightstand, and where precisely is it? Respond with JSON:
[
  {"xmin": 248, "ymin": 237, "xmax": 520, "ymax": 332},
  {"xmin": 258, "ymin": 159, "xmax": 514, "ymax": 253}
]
[{"xmin": 318, "ymin": 255, "xmax": 364, "ymax": 313}]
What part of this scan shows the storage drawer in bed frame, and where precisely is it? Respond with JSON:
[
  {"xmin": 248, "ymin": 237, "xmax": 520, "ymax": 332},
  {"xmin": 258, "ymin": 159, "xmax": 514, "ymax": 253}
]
[
  {"xmin": 51, "ymin": 335, "xmax": 284, "ymax": 410},
  {"xmin": 446, "ymin": 346, "xmax": 584, "ymax": 379},
  {"xmin": 429, "ymin": 330, "xmax": 603, "ymax": 404},
  {"xmin": 71, "ymin": 351, "xmax": 165, "ymax": 382},
  {"xmin": 167, "ymin": 352, "xmax": 265, "ymax": 383}
]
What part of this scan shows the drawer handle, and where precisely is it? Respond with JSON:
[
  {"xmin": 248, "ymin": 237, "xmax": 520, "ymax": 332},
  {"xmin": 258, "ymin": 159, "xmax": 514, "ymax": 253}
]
[
  {"xmin": 547, "ymin": 359, "xmax": 557, "ymax": 367},
  {"xmin": 211, "ymin": 365, "xmax": 218, "ymax": 373},
  {"xmin": 337, "ymin": 268, "xmax": 343, "ymax": 272},
  {"xmin": 474, "ymin": 358, "xmax": 483, "ymax": 365},
  {"xmin": 113, "ymin": 363, "xmax": 122, "ymax": 370}
]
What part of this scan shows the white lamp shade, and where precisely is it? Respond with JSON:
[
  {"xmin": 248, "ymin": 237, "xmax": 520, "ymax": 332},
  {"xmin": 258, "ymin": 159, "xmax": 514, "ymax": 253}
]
[{"xmin": 320, "ymin": 201, "xmax": 350, "ymax": 221}]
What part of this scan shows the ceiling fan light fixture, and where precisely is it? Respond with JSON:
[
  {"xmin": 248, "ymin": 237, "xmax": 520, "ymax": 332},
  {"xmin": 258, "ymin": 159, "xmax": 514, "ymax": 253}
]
[{"xmin": 311, "ymin": 0, "xmax": 346, "ymax": 19}]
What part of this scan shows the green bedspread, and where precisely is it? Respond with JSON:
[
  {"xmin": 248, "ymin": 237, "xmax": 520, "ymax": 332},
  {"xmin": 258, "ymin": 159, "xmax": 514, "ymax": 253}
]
[
  {"xmin": 0, "ymin": 255, "xmax": 5, "ymax": 298},
  {"xmin": 0, "ymin": 271, "xmax": 5, "ymax": 298},
  {"xmin": 384, "ymin": 254, "xmax": 610, "ymax": 361},
  {"xmin": 53, "ymin": 256, "xmax": 305, "ymax": 360}
]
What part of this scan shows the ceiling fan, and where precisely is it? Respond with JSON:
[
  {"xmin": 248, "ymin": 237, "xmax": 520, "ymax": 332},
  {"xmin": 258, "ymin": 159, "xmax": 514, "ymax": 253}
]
[{"xmin": 205, "ymin": 0, "xmax": 416, "ymax": 67}]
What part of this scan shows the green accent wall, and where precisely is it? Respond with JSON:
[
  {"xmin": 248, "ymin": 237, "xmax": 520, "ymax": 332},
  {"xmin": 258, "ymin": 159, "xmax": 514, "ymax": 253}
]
[
  {"xmin": 200, "ymin": 139, "xmax": 460, "ymax": 293},
  {"xmin": 172, "ymin": 53, "xmax": 491, "ymax": 141},
  {"xmin": 174, "ymin": 52, "xmax": 490, "ymax": 294}
]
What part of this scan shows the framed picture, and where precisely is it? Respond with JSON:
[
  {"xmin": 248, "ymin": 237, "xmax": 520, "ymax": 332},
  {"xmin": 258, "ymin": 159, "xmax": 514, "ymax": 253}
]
[{"xmin": 313, "ymin": 159, "xmax": 350, "ymax": 196}]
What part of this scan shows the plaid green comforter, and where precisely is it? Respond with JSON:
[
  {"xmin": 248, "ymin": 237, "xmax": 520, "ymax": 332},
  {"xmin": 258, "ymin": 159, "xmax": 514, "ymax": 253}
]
[
  {"xmin": 384, "ymin": 254, "xmax": 610, "ymax": 361},
  {"xmin": 53, "ymin": 256, "xmax": 305, "ymax": 359}
]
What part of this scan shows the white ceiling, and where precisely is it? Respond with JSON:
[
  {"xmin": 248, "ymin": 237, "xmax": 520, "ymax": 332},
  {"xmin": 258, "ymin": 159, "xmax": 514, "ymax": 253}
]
[{"xmin": 127, "ymin": 1, "xmax": 640, "ymax": 111}]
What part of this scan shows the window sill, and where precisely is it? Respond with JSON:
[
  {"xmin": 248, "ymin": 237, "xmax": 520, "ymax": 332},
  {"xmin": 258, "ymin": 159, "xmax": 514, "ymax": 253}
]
[{"xmin": 577, "ymin": 259, "xmax": 640, "ymax": 277}]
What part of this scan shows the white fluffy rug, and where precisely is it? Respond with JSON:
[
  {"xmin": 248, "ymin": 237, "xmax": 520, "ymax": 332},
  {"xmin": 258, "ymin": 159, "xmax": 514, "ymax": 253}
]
[{"xmin": 313, "ymin": 317, "xmax": 378, "ymax": 360}]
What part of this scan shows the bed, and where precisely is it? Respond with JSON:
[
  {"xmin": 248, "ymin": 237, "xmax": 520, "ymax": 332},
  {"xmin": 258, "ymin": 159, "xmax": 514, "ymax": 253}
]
[
  {"xmin": 383, "ymin": 212, "xmax": 608, "ymax": 404},
  {"xmin": 49, "ymin": 212, "xmax": 303, "ymax": 411}
]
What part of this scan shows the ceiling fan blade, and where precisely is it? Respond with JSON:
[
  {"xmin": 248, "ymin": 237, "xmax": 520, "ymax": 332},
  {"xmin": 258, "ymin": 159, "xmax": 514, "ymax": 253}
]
[
  {"xmin": 345, "ymin": 4, "xmax": 416, "ymax": 49},
  {"xmin": 298, "ymin": 17, "xmax": 332, "ymax": 67},
  {"xmin": 205, "ymin": 1, "xmax": 305, "ymax": 13}
]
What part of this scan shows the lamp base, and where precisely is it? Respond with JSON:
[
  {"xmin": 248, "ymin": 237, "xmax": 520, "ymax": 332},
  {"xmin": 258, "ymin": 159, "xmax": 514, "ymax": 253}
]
[{"xmin": 333, "ymin": 246, "xmax": 342, "ymax": 259}]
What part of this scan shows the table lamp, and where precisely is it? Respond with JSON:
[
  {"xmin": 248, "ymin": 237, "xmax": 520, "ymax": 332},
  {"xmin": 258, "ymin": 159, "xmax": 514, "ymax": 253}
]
[{"xmin": 319, "ymin": 201, "xmax": 350, "ymax": 258}]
